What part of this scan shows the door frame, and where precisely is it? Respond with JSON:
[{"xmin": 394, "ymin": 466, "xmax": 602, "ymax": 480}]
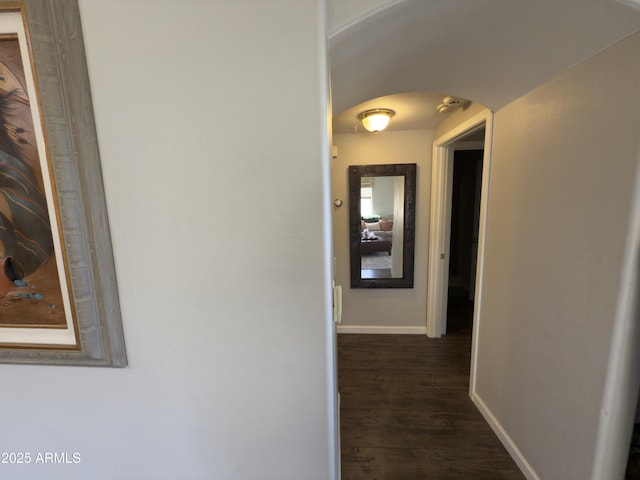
[{"xmin": 426, "ymin": 109, "xmax": 493, "ymax": 396}]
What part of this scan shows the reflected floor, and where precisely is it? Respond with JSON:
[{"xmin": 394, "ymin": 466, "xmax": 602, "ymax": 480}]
[
  {"xmin": 361, "ymin": 268, "xmax": 391, "ymax": 279},
  {"xmin": 362, "ymin": 252, "xmax": 392, "ymax": 279},
  {"xmin": 361, "ymin": 253, "xmax": 392, "ymax": 270}
]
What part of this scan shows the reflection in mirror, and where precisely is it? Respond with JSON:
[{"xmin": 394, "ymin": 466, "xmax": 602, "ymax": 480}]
[
  {"xmin": 360, "ymin": 176, "xmax": 403, "ymax": 279},
  {"xmin": 349, "ymin": 164, "xmax": 417, "ymax": 288}
]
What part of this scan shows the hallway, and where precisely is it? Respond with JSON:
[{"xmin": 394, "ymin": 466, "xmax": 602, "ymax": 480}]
[{"xmin": 338, "ymin": 298, "xmax": 524, "ymax": 479}]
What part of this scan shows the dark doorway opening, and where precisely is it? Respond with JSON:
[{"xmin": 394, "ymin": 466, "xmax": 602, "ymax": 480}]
[{"xmin": 447, "ymin": 148, "xmax": 483, "ymax": 333}]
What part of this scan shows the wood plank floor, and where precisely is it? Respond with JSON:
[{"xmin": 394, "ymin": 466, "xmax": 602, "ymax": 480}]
[{"xmin": 338, "ymin": 297, "xmax": 525, "ymax": 480}]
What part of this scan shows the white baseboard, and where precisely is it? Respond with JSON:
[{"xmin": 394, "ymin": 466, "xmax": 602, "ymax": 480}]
[
  {"xmin": 472, "ymin": 392, "xmax": 540, "ymax": 480},
  {"xmin": 336, "ymin": 325, "xmax": 427, "ymax": 335}
]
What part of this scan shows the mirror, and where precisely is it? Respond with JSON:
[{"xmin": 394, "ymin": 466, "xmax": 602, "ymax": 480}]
[{"xmin": 349, "ymin": 163, "xmax": 417, "ymax": 288}]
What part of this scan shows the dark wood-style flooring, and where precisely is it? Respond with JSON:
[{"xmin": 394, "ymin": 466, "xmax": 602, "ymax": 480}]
[{"xmin": 338, "ymin": 296, "xmax": 525, "ymax": 479}]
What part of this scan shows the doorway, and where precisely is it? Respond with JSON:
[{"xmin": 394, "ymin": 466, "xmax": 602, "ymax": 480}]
[
  {"xmin": 426, "ymin": 109, "xmax": 493, "ymax": 396},
  {"xmin": 448, "ymin": 147, "xmax": 483, "ymax": 331},
  {"xmin": 449, "ymin": 147, "xmax": 484, "ymax": 300}
]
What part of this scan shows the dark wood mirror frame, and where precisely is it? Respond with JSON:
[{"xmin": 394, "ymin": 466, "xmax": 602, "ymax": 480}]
[{"xmin": 349, "ymin": 163, "xmax": 417, "ymax": 288}]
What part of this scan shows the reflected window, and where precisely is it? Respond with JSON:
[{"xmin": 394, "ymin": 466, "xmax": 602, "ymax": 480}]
[{"xmin": 360, "ymin": 178, "xmax": 373, "ymax": 217}]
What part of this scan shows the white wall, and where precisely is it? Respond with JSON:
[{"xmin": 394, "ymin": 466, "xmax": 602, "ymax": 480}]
[
  {"xmin": 474, "ymin": 32, "xmax": 640, "ymax": 479},
  {"xmin": 332, "ymin": 130, "xmax": 432, "ymax": 332},
  {"xmin": 0, "ymin": 2, "xmax": 337, "ymax": 479}
]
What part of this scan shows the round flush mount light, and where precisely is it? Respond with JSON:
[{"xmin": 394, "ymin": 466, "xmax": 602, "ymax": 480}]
[{"xmin": 358, "ymin": 108, "xmax": 395, "ymax": 134}]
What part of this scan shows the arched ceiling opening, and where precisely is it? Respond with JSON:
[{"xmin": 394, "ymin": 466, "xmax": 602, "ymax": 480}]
[
  {"xmin": 329, "ymin": 0, "xmax": 640, "ymax": 128},
  {"xmin": 332, "ymin": 92, "xmax": 460, "ymax": 133}
]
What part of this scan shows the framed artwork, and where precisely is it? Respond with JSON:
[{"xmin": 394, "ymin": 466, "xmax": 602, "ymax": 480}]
[{"xmin": 0, "ymin": 0, "xmax": 126, "ymax": 366}]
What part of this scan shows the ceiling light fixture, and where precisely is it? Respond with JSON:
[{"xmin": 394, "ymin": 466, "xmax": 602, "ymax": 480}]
[{"xmin": 358, "ymin": 108, "xmax": 395, "ymax": 134}]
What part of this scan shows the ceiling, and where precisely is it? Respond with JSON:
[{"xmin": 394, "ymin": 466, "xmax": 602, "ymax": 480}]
[{"xmin": 328, "ymin": 0, "xmax": 640, "ymax": 133}]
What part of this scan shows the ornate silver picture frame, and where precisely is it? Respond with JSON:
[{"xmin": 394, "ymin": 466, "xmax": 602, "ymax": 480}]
[{"xmin": 0, "ymin": 0, "xmax": 126, "ymax": 366}]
